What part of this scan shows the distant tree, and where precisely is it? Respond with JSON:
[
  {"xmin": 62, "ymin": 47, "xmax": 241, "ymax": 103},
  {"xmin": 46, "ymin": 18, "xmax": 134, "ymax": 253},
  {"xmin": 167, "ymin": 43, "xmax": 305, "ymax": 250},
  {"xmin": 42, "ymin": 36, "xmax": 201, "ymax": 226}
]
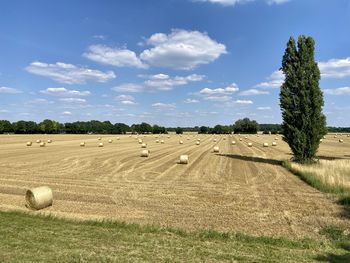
[
  {"xmin": 0, "ymin": 120, "xmax": 13, "ymax": 133},
  {"xmin": 175, "ymin": 127, "xmax": 183, "ymax": 134},
  {"xmin": 233, "ymin": 118, "xmax": 259, "ymax": 134},
  {"xmin": 198, "ymin": 126, "xmax": 209, "ymax": 134},
  {"xmin": 280, "ymin": 35, "xmax": 327, "ymax": 163},
  {"xmin": 38, "ymin": 119, "xmax": 60, "ymax": 134},
  {"xmin": 152, "ymin": 124, "xmax": 166, "ymax": 134}
]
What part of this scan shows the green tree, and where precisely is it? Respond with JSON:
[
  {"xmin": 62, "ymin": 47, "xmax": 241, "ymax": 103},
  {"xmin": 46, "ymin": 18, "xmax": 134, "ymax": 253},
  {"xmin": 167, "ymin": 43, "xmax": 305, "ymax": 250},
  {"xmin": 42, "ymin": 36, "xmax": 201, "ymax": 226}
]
[
  {"xmin": 280, "ymin": 36, "xmax": 327, "ymax": 163},
  {"xmin": 175, "ymin": 127, "xmax": 183, "ymax": 134},
  {"xmin": 233, "ymin": 118, "xmax": 259, "ymax": 134}
]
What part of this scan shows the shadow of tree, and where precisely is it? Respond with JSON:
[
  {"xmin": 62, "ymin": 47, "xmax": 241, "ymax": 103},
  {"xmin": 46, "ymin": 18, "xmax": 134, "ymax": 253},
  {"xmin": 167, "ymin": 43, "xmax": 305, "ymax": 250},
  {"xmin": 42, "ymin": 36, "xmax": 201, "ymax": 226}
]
[
  {"xmin": 217, "ymin": 154, "xmax": 283, "ymax": 166},
  {"xmin": 337, "ymin": 197, "xmax": 350, "ymax": 219},
  {"xmin": 315, "ymin": 243, "xmax": 350, "ymax": 262}
]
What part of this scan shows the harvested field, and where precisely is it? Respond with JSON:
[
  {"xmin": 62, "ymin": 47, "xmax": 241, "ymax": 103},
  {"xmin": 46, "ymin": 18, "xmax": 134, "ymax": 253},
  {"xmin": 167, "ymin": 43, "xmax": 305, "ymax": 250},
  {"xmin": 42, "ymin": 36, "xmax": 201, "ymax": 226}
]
[{"xmin": 0, "ymin": 133, "xmax": 349, "ymax": 239}]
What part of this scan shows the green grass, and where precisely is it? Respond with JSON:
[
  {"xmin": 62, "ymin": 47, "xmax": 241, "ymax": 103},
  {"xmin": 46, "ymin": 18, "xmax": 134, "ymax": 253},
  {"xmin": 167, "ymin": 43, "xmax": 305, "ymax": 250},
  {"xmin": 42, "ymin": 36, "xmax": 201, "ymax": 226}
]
[
  {"xmin": 282, "ymin": 161, "xmax": 350, "ymax": 207},
  {"xmin": 0, "ymin": 211, "xmax": 349, "ymax": 262}
]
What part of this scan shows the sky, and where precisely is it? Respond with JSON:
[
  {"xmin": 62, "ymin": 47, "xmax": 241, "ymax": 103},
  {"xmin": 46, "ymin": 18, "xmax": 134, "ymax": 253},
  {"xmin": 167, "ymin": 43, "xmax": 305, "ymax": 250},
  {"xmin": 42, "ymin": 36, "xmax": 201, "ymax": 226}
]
[{"xmin": 0, "ymin": 0, "xmax": 349, "ymax": 127}]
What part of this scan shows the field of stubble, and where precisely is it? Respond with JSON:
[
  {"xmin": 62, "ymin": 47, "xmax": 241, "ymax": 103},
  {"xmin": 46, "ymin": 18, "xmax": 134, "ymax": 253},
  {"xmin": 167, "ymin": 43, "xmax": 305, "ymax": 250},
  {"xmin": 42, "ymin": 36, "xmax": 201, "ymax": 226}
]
[{"xmin": 0, "ymin": 133, "xmax": 349, "ymax": 239}]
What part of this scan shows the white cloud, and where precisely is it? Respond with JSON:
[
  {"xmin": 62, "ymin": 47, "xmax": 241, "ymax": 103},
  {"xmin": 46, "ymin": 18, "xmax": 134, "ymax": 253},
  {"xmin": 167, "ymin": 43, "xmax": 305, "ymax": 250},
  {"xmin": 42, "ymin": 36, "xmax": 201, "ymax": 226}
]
[
  {"xmin": 255, "ymin": 70, "xmax": 284, "ymax": 89},
  {"xmin": 93, "ymin": 35, "xmax": 107, "ymax": 40},
  {"xmin": 196, "ymin": 0, "xmax": 290, "ymax": 6},
  {"xmin": 26, "ymin": 61, "xmax": 116, "ymax": 84},
  {"xmin": 199, "ymin": 83, "xmax": 239, "ymax": 95},
  {"xmin": 234, "ymin": 100, "xmax": 253, "ymax": 104},
  {"xmin": 144, "ymin": 73, "xmax": 205, "ymax": 91},
  {"xmin": 40, "ymin": 87, "xmax": 91, "ymax": 97},
  {"xmin": 0, "ymin": 109, "xmax": 9, "ymax": 113},
  {"xmin": 204, "ymin": 95, "xmax": 231, "ymax": 102},
  {"xmin": 151, "ymin": 102, "xmax": 176, "ymax": 110},
  {"xmin": 140, "ymin": 29, "xmax": 227, "ymax": 70},
  {"xmin": 318, "ymin": 57, "xmax": 350, "ymax": 78},
  {"xmin": 266, "ymin": 0, "xmax": 290, "ymax": 4},
  {"xmin": 59, "ymin": 98, "xmax": 87, "ymax": 103},
  {"xmin": 62, "ymin": 111, "xmax": 72, "ymax": 115},
  {"xmin": 115, "ymin": 94, "xmax": 138, "ymax": 105},
  {"xmin": 239, "ymin": 89, "xmax": 269, "ymax": 96},
  {"xmin": 112, "ymin": 83, "xmax": 145, "ymax": 93},
  {"xmin": 257, "ymin": 106, "xmax": 272, "ymax": 110},
  {"xmin": 184, "ymin": 98, "xmax": 199, "ymax": 103},
  {"xmin": 323, "ymin": 87, "xmax": 350, "ymax": 95},
  {"xmin": 0, "ymin": 86, "xmax": 21, "ymax": 94},
  {"xmin": 27, "ymin": 98, "xmax": 53, "ymax": 105},
  {"xmin": 83, "ymin": 45, "xmax": 147, "ymax": 69}
]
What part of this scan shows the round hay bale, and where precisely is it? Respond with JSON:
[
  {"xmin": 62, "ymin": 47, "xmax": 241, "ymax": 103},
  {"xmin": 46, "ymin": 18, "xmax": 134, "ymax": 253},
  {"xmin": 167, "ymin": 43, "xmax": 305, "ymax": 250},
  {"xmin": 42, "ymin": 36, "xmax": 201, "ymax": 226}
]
[
  {"xmin": 197, "ymin": 138, "xmax": 201, "ymax": 141},
  {"xmin": 160, "ymin": 140, "xmax": 164, "ymax": 144},
  {"xmin": 323, "ymin": 136, "xmax": 326, "ymax": 139},
  {"xmin": 231, "ymin": 141, "xmax": 236, "ymax": 145},
  {"xmin": 156, "ymin": 139, "xmax": 159, "ymax": 143},
  {"xmin": 334, "ymin": 135, "xmax": 337, "ymax": 138},
  {"xmin": 213, "ymin": 139, "xmax": 217, "ymax": 142},
  {"xmin": 179, "ymin": 155, "xmax": 189, "ymax": 164},
  {"xmin": 213, "ymin": 146, "xmax": 219, "ymax": 153},
  {"xmin": 25, "ymin": 186, "xmax": 53, "ymax": 210},
  {"xmin": 39, "ymin": 142, "xmax": 46, "ymax": 147},
  {"xmin": 347, "ymin": 135, "xmax": 350, "ymax": 137},
  {"xmin": 36, "ymin": 139, "xmax": 41, "ymax": 143},
  {"xmin": 80, "ymin": 142, "xmax": 85, "ymax": 147},
  {"xmin": 320, "ymin": 139, "xmax": 323, "ymax": 142},
  {"xmin": 98, "ymin": 142, "xmax": 104, "ymax": 147},
  {"xmin": 141, "ymin": 143, "xmax": 147, "ymax": 148},
  {"xmin": 223, "ymin": 137, "xmax": 226, "ymax": 140},
  {"xmin": 26, "ymin": 141, "xmax": 32, "ymax": 146},
  {"xmin": 167, "ymin": 136, "xmax": 170, "ymax": 139},
  {"xmin": 263, "ymin": 142, "xmax": 268, "ymax": 147},
  {"xmin": 274, "ymin": 137, "xmax": 278, "ymax": 140},
  {"xmin": 138, "ymin": 139, "xmax": 143, "ymax": 144},
  {"xmin": 239, "ymin": 138, "xmax": 242, "ymax": 141},
  {"xmin": 247, "ymin": 142, "xmax": 253, "ymax": 147},
  {"xmin": 140, "ymin": 149, "xmax": 149, "ymax": 157},
  {"xmin": 47, "ymin": 139, "xmax": 52, "ymax": 143},
  {"xmin": 244, "ymin": 136, "xmax": 248, "ymax": 139},
  {"xmin": 108, "ymin": 139, "xmax": 113, "ymax": 143},
  {"xmin": 196, "ymin": 141, "xmax": 200, "ymax": 145},
  {"xmin": 339, "ymin": 139, "xmax": 344, "ymax": 143},
  {"xmin": 272, "ymin": 142, "xmax": 277, "ymax": 146},
  {"xmin": 98, "ymin": 137, "xmax": 102, "ymax": 140},
  {"xmin": 116, "ymin": 137, "xmax": 120, "ymax": 140},
  {"xmin": 179, "ymin": 140, "xmax": 183, "ymax": 144}
]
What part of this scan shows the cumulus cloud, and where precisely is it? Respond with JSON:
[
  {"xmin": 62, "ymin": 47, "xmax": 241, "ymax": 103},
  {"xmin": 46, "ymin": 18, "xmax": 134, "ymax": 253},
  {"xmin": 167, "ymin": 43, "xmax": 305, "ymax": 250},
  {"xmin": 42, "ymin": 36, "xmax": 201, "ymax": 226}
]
[
  {"xmin": 318, "ymin": 57, "xmax": 350, "ymax": 78},
  {"xmin": 151, "ymin": 102, "xmax": 176, "ymax": 110},
  {"xmin": 234, "ymin": 99, "xmax": 253, "ymax": 105},
  {"xmin": 115, "ymin": 94, "xmax": 138, "ymax": 105},
  {"xmin": 204, "ymin": 95, "xmax": 231, "ymax": 102},
  {"xmin": 323, "ymin": 87, "xmax": 350, "ymax": 95},
  {"xmin": 61, "ymin": 111, "xmax": 72, "ymax": 115},
  {"xmin": 195, "ymin": 0, "xmax": 290, "ymax": 6},
  {"xmin": 112, "ymin": 83, "xmax": 145, "ymax": 93},
  {"xmin": 266, "ymin": 0, "xmax": 290, "ymax": 4},
  {"xmin": 184, "ymin": 98, "xmax": 199, "ymax": 103},
  {"xmin": 257, "ymin": 106, "xmax": 272, "ymax": 110},
  {"xmin": 239, "ymin": 89, "xmax": 269, "ymax": 96},
  {"xmin": 199, "ymin": 83, "xmax": 239, "ymax": 95},
  {"xmin": 26, "ymin": 61, "xmax": 116, "ymax": 84},
  {"xmin": 83, "ymin": 45, "xmax": 147, "ymax": 68},
  {"xmin": 0, "ymin": 86, "xmax": 21, "ymax": 94},
  {"xmin": 140, "ymin": 29, "xmax": 227, "ymax": 70},
  {"xmin": 144, "ymin": 73, "xmax": 205, "ymax": 91},
  {"xmin": 255, "ymin": 70, "xmax": 284, "ymax": 89},
  {"xmin": 59, "ymin": 98, "xmax": 87, "ymax": 103},
  {"xmin": 40, "ymin": 87, "xmax": 91, "ymax": 97}
]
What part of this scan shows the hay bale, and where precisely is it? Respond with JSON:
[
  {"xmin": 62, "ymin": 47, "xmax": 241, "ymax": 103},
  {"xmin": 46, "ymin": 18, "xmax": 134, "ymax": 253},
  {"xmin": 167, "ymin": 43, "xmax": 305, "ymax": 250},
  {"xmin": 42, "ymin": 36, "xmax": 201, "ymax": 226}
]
[
  {"xmin": 320, "ymin": 139, "xmax": 323, "ymax": 142},
  {"xmin": 179, "ymin": 155, "xmax": 189, "ymax": 164},
  {"xmin": 156, "ymin": 139, "xmax": 160, "ymax": 143},
  {"xmin": 272, "ymin": 142, "xmax": 277, "ymax": 146},
  {"xmin": 323, "ymin": 136, "xmax": 326, "ymax": 139},
  {"xmin": 263, "ymin": 142, "xmax": 269, "ymax": 147},
  {"xmin": 339, "ymin": 139, "xmax": 344, "ymax": 143},
  {"xmin": 98, "ymin": 137, "xmax": 102, "ymax": 140},
  {"xmin": 108, "ymin": 139, "xmax": 113, "ymax": 143},
  {"xmin": 39, "ymin": 142, "xmax": 46, "ymax": 147},
  {"xmin": 138, "ymin": 139, "xmax": 143, "ymax": 144},
  {"xmin": 98, "ymin": 142, "xmax": 104, "ymax": 147},
  {"xmin": 223, "ymin": 137, "xmax": 226, "ymax": 140},
  {"xmin": 274, "ymin": 137, "xmax": 278, "ymax": 140},
  {"xmin": 160, "ymin": 140, "xmax": 164, "ymax": 144},
  {"xmin": 334, "ymin": 135, "xmax": 337, "ymax": 138},
  {"xmin": 26, "ymin": 142, "xmax": 32, "ymax": 146},
  {"xmin": 213, "ymin": 139, "xmax": 217, "ymax": 142},
  {"xmin": 244, "ymin": 136, "xmax": 248, "ymax": 139},
  {"xmin": 36, "ymin": 139, "xmax": 41, "ymax": 143},
  {"xmin": 196, "ymin": 141, "xmax": 200, "ymax": 145},
  {"xmin": 247, "ymin": 142, "xmax": 253, "ymax": 147},
  {"xmin": 47, "ymin": 139, "xmax": 52, "ymax": 143},
  {"xmin": 213, "ymin": 146, "xmax": 219, "ymax": 153},
  {"xmin": 231, "ymin": 141, "xmax": 236, "ymax": 145},
  {"xmin": 141, "ymin": 143, "xmax": 147, "ymax": 148},
  {"xmin": 197, "ymin": 138, "xmax": 201, "ymax": 141},
  {"xmin": 179, "ymin": 140, "xmax": 183, "ymax": 144},
  {"xmin": 239, "ymin": 138, "xmax": 242, "ymax": 141},
  {"xmin": 140, "ymin": 149, "xmax": 150, "ymax": 157},
  {"xmin": 25, "ymin": 186, "xmax": 53, "ymax": 210},
  {"xmin": 80, "ymin": 142, "xmax": 85, "ymax": 147},
  {"xmin": 116, "ymin": 137, "xmax": 120, "ymax": 140}
]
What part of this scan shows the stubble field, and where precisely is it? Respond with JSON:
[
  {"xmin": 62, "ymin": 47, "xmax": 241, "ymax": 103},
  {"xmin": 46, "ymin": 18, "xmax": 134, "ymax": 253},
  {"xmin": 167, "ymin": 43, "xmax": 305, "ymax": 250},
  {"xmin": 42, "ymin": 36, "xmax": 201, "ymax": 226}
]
[{"xmin": 0, "ymin": 133, "xmax": 349, "ymax": 239}]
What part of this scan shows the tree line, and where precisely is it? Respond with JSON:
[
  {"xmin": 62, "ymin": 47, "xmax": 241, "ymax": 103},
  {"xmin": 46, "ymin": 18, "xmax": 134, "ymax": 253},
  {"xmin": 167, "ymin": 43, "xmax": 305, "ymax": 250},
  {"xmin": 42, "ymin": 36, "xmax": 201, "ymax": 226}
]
[{"xmin": 0, "ymin": 118, "xmax": 261, "ymax": 134}]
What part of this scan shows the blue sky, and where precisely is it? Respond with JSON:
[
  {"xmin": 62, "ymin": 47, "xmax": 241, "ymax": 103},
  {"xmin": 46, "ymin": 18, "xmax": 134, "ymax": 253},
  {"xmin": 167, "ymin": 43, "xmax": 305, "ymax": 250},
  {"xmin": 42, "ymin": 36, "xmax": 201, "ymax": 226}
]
[{"xmin": 0, "ymin": 0, "xmax": 349, "ymax": 127}]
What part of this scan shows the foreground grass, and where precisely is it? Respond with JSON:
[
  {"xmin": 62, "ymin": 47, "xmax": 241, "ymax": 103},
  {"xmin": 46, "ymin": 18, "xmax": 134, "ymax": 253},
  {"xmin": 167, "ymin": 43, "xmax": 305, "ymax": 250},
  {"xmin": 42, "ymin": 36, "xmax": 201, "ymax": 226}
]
[
  {"xmin": 0, "ymin": 211, "xmax": 349, "ymax": 262},
  {"xmin": 283, "ymin": 160, "xmax": 350, "ymax": 206}
]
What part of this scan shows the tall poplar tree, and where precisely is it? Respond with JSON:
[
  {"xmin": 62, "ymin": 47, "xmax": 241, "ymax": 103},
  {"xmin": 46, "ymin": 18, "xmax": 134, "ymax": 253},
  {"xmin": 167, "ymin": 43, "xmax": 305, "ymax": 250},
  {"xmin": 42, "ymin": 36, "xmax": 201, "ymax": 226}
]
[{"xmin": 280, "ymin": 35, "xmax": 327, "ymax": 163}]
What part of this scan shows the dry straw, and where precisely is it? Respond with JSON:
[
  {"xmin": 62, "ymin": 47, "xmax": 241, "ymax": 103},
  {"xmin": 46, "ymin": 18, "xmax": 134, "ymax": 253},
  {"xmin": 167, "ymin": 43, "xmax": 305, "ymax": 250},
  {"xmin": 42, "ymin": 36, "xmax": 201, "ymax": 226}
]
[
  {"xmin": 138, "ymin": 139, "xmax": 143, "ymax": 144},
  {"xmin": 160, "ymin": 140, "xmax": 165, "ymax": 144},
  {"xmin": 213, "ymin": 139, "xmax": 217, "ymax": 142},
  {"xmin": 26, "ymin": 142, "xmax": 32, "ymax": 146},
  {"xmin": 116, "ymin": 137, "xmax": 120, "ymax": 140},
  {"xmin": 47, "ymin": 139, "xmax": 52, "ymax": 143},
  {"xmin": 231, "ymin": 141, "xmax": 236, "ymax": 145},
  {"xmin": 39, "ymin": 142, "xmax": 46, "ymax": 147},
  {"xmin": 339, "ymin": 139, "xmax": 344, "ymax": 143},
  {"xmin": 98, "ymin": 137, "xmax": 102, "ymax": 140},
  {"xmin": 272, "ymin": 142, "xmax": 277, "ymax": 146},
  {"xmin": 80, "ymin": 142, "xmax": 85, "ymax": 147},
  {"xmin": 25, "ymin": 186, "xmax": 53, "ymax": 210},
  {"xmin": 179, "ymin": 140, "xmax": 183, "ymax": 144},
  {"xmin": 196, "ymin": 141, "xmax": 200, "ymax": 145},
  {"xmin": 247, "ymin": 142, "xmax": 253, "ymax": 147},
  {"xmin": 179, "ymin": 155, "xmax": 189, "ymax": 164},
  {"xmin": 213, "ymin": 146, "xmax": 219, "ymax": 153},
  {"xmin": 156, "ymin": 139, "xmax": 160, "ymax": 143},
  {"xmin": 108, "ymin": 139, "xmax": 113, "ymax": 143},
  {"xmin": 98, "ymin": 142, "xmax": 104, "ymax": 147},
  {"xmin": 141, "ymin": 143, "xmax": 147, "ymax": 148},
  {"xmin": 263, "ymin": 142, "xmax": 269, "ymax": 147},
  {"xmin": 140, "ymin": 149, "xmax": 150, "ymax": 157},
  {"xmin": 36, "ymin": 139, "xmax": 41, "ymax": 143}
]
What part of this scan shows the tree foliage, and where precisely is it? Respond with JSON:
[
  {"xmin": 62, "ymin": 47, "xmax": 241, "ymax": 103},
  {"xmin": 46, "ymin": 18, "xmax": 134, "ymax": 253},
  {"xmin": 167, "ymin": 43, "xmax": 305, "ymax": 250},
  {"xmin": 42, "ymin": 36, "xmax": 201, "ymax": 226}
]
[
  {"xmin": 233, "ymin": 118, "xmax": 259, "ymax": 134},
  {"xmin": 280, "ymin": 35, "xmax": 327, "ymax": 163}
]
